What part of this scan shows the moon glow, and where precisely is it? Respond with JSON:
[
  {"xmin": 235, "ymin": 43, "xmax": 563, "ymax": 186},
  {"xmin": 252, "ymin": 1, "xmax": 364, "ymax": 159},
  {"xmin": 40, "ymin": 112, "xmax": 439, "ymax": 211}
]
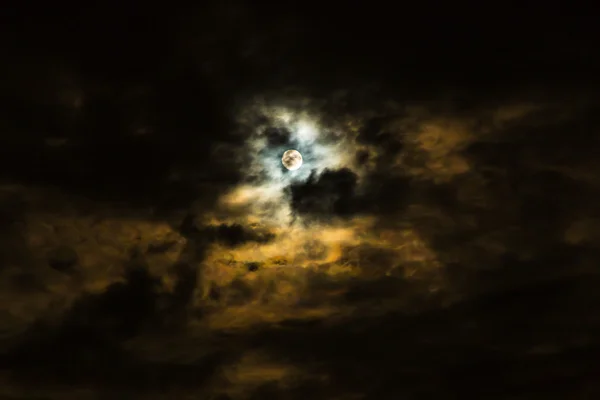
[{"xmin": 282, "ymin": 149, "xmax": 303, "ymax": 171}]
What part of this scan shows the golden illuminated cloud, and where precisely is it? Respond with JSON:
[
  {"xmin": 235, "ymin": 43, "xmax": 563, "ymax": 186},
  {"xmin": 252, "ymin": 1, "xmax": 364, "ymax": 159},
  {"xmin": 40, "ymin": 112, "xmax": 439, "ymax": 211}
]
[{"xmin": 2, "ymin": 89, "xmax": 596, "ymax": 399}]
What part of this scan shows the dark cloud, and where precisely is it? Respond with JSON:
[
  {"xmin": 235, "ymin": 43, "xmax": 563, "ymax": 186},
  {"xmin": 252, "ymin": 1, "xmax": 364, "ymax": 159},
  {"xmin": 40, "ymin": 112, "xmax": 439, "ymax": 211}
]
[
  {"xmin": 263, "ymin": 127, "xmax": 293, "ymax": 147},
  {"xmin": 244, "ymin": 274, "xmax": 600, "ymax": 399},
  {"xmin": 2, "ymin": 2, "xmax": 600, "ymax": 399},
  {"xmin": 180, "ymin": 216, "xmax": 275, "ymax": 248},
  {"xmin": 354, "ymin": 149, "xmax": 370, "ymax": 165},
  {"xmin": 0, "ymin": 193, "xmax": 29, "ymax": 271},
  {"xmin": 0, "ymin": 254, "xmax": 229, "ymax": 394},
  {"xmin": 356, "ymin": 116, "xmax": 404, "ymax": 156},
  {"xmin": 203, "ymin": 224, "xmax": 275, "ymax": 247},
  {"xmin": 288, "ymin": 168, "xmax": 358, "ymax": 218},
  {"xmin": 46, "ymin": 245, "xmax": 78, "ymax": 273},
  {"xmin": 246, "ymin": 262, "xmax": 260, "ymax": 272},
  {"xmin": 3, "ymin": 264, "xmax": 159, "ymax": 371},
  {"xmin": 359, "ymin": 174, "xmax": 412, "ymax": 217},
  {"xmin": 343, "ymin": 276, "xmax": 410, "ymax": 303}
]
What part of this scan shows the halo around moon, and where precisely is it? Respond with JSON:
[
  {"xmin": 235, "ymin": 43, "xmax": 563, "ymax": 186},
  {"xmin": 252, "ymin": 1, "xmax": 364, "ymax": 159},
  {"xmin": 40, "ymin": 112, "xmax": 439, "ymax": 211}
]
[{"xmin": 282, "ymin": 149, "xmax": 303, "ymax": 171}]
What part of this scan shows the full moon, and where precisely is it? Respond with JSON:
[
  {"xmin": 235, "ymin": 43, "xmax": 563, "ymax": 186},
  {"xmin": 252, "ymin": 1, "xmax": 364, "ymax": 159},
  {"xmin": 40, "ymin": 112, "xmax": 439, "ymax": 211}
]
[{"xmin": 282, "ymin": 149, "xmax": 303, "ymax": 171}]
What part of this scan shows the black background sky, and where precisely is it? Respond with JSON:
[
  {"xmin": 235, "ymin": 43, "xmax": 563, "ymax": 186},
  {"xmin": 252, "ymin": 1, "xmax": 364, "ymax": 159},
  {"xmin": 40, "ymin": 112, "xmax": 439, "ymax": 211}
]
[{"xmin": 1, "ymin": 2, "xmax": 600, "ymax": 399}]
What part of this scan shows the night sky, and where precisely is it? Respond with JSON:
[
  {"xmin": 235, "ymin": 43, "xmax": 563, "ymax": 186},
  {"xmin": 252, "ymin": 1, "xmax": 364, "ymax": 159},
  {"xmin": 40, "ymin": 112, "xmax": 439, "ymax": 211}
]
[{"xmin": 1, "ymin": 3, "xmax": 600, "ymax": 399}]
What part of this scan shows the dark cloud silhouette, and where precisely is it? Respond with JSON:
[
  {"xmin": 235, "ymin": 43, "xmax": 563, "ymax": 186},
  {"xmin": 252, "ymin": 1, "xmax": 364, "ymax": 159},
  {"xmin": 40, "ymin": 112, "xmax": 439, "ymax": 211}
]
[
  {"xmin": 354, "ymin": 149, "xmax": 370, "ymax": 165},
  {"xmin": 3, "ymin": 264, "xmax": 159, "ymax": 371},
  {"xmin": 288, "ymin": 168, "xmax": 358, "ymax": 218},
  {"xmin": 356, "ymin": 116, "xmax": 404, "ymax": 161},
  {"xmin": 47, "ymin": 245, "xmax": 78, "ymax": 272},
  {"xmin": 236, "ymin": 272, "xmax": 600, "ymax": 399},
  {"xmin": 264, "ymin": 126, "xmax": 292, "ymax": 147},
  {"xmin": 180, "ymin": 216, "xmax": 275, "ymax": 248},
  {"xmin": 0, "ymin": 254, "xmax": 231, "ymax": 395},
  {"xmin": 203, "ymin": 223, "xmax": 275, "ymax": 247},
  {"xmin": 246, "ymin": 262, "xmax": 260, "ymax": 272},
  {"xmin": 359, "ymin": 174, "xmax": 412, "ymax": 217}
]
